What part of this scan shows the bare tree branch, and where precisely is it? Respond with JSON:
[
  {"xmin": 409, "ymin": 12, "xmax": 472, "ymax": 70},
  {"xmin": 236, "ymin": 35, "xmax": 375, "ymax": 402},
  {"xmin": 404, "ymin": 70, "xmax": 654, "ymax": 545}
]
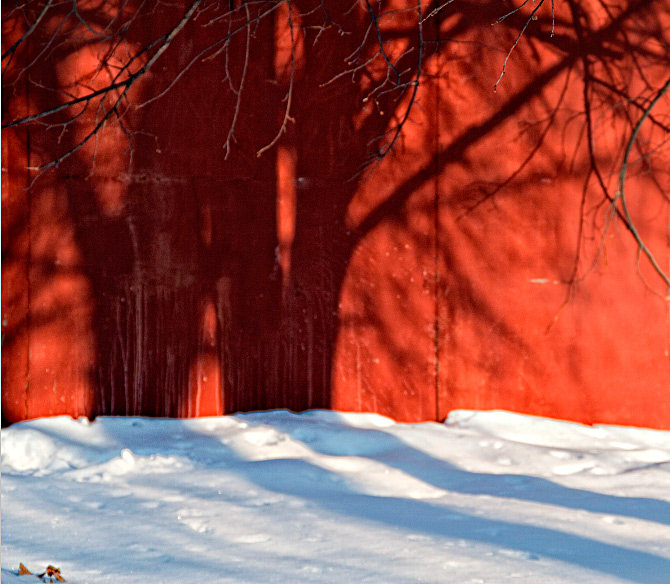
[
  {"xmin": 257, "ymin": 0, "xmax": 296, "ymax": 158},
  {"xmin": 223, "ymin": 2, "xmax": 251, "ymax": 159},
  {"xmin": 26, "ymin": 0, "xmax": 203, "ymax": 172},
  {"xmin": 493, "ymin": 0, "xmax": 547, "ymax": 92},
  {"xmin": 1, "ymin": 0, "xmax": 53, "ymax": 67},
  {"xmin": 615, "ymin": 75, "xmax": 670, "ymax": 289},
  {"xmin": 364, "ymin": 0, "xmax": 402, "ymax": 83}
]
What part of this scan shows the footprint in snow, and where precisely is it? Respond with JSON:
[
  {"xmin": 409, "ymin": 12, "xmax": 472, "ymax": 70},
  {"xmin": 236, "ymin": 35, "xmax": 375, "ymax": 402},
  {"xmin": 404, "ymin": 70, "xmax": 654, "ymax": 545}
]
[{"xmin": 233, "ymin": 533, "xmax": 271, "ymax": 544}]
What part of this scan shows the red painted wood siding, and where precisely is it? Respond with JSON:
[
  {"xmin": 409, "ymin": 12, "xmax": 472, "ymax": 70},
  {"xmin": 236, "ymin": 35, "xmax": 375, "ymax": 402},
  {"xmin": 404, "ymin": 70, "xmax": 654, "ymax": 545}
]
[{"xmin": 2, "ymin": 0, "xmax": 669, "ymax": 427}]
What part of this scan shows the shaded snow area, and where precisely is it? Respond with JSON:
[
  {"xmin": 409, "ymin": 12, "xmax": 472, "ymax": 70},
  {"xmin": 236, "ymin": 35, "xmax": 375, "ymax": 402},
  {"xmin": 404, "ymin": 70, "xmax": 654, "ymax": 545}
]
[{"xmin": 2, "ymin": 410, "xmax": 670, "ymax": 584}]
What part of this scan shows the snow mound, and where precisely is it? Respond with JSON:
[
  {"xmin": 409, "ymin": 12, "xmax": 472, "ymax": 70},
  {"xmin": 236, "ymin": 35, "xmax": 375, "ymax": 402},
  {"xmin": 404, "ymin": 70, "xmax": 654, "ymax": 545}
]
[
  {"xmin": 65, "ymin": 449, "xmax": 193, "ymax": 482},
  {"xmin": 1, "ymin": 428, "xmax": 58, "ymax": 472}
]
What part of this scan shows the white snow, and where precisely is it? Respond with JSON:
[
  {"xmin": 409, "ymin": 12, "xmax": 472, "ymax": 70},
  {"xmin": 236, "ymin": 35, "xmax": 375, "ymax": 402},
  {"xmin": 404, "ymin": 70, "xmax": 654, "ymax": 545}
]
[{"xmin": 2, "ymin": 409, "xmax": 670, "ymax": 583}]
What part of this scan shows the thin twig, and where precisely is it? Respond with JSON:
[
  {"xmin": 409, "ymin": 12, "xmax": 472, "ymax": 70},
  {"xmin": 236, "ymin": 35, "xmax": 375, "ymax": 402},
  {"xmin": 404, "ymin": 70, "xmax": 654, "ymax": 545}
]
[
  {"xmin": 420, "ymin": 0, "xmax": 456, "ymax": 24},
  {"xmin": 364, "ymin": 0, "xmax": 401, "ymax": 84},
  {"xmin": 136, "ymin": 0, "xmax": 286, "ymax": 110},
  {"xmin": 615, "ymin": 75, "xmax": 670, "ymax": 288},
  {"xmin": 223, "ymin": 2, "xmax": 251, "ymax": 159},
  {"xmin": 2, "ymin": 35, "xmax": 166, "ymax": 129},
  {"xmin": 2, "ymin": 0, "xmax": 53, "ymax": 63},
  {"xmin": 29, "ymin": 0, "xmax": 203, "ymax": 171},
  {"xmin": 257, "ymin": 0, "xmax": 295, "ymax": 157},
  {"xmin": 494, "ymin": 0, "xmax": 546, "ymax": 92},
  {"xmin": 494, "ymin": 0, "xmax": 535, "ymax": 25}
]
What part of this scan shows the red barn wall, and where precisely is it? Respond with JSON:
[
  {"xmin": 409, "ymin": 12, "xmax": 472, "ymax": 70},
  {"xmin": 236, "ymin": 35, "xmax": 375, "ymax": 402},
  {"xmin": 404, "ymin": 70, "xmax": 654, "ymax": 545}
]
[{"xmin": 2, "ymin": 0, "xmax": 669, "ymax": 427}]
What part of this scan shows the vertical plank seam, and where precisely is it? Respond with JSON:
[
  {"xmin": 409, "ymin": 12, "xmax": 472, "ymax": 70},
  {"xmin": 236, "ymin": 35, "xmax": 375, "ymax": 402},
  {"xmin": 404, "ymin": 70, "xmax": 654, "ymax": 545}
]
[
  {"xmin": 433, "ymin": 13, "xmax": 441, "ymax": 422},
  {"xmin": 25, "ymin": 61, "xmax": 32, "ymax": 422}
]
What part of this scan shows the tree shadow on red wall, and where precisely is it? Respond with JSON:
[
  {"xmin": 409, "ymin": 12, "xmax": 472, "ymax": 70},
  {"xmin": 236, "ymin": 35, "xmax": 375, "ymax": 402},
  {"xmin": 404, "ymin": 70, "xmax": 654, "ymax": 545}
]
[{"xmin": 2, "ymin": 0, "xmax": 669, "ymax": 425}]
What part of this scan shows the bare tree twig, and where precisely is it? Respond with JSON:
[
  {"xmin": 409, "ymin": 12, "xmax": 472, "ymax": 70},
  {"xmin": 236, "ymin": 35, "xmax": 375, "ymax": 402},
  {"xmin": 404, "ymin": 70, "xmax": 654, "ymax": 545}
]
[
  {"xmin": 2, "ymin": 0, "xmax": 53, "ymax": 65},
  {"xmin": 494, "ymin": 0, "xmax": 546, "ymax": 92},
  {"xmin": 494, "ymin": 0, "xmax": 536, "ymax": 25},
  {"xmin": 375, "ymin": 0, "xmax": 423, "ymax": 159},
  {"xmin": 223, "ymin": 2, "xmax": 251, "ymax": 159},
  {"xmin": 2, "ymin": 35, "xmax": 166, "ymax": 129},
  {"xmin": 136, "ymin": 0, "xmax": 287, "ymax": 110},
  {"xmin": 420, "ymin": 0, "xmax": 456, "ymax": 24},
  {"xmin": 28, "ymin": 0, "xmax": 203, "ymax": 172},
  {"xmin": 257, "ymin": 0, "xmax": 295, "ymax": 158},
  {"xmin": 615, "ymin": 75, "xmax": 670, "ymax": 289},
  {"xmin": 364, "ymin": 0, "xmax": 401, "ymax": 83}
]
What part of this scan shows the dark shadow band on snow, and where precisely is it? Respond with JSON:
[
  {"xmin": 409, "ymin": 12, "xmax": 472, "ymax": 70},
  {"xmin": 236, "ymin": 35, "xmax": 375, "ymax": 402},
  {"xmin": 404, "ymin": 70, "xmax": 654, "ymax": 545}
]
[
  {"xmin": 247, "ymin": 412, "xmax": 670, "ymax": 528},
  {"xmin": 221, "ymin": 454, "xmax": 670, "ymax": 584}
]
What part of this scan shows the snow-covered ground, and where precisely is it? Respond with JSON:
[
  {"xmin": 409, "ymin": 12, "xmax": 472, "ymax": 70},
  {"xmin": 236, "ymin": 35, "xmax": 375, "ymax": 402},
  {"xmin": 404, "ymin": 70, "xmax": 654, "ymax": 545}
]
[{"xmin": 2, "ymin": 409, "xmax": 670, "ymax": 584}]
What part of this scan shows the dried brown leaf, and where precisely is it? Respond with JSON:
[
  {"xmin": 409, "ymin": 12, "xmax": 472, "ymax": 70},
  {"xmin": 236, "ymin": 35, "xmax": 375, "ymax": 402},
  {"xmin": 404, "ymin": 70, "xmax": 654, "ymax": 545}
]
[{"xmin": 37, "ymin": 566, "xmax": 66, "ymax": 582}]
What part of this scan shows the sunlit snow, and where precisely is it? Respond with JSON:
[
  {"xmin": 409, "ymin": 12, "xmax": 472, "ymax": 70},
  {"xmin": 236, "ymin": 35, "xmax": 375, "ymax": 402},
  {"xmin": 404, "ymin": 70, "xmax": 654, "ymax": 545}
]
[{"xmin": 2, "ymin": 409, "xmax": 670, "ymax": 583}]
